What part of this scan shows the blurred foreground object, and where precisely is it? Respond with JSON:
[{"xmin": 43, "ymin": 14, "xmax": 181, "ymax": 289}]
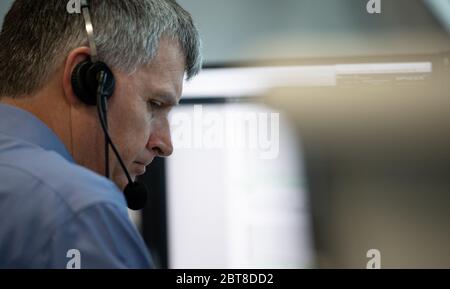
[{"xmin": 265, "ymin": 52, "xmax": 450, "ymax": 268}]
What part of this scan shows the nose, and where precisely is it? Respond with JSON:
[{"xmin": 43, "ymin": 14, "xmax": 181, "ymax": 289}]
[{"xmin": 146, "ymin": 117, "xmax": 173, "ymax": 157}]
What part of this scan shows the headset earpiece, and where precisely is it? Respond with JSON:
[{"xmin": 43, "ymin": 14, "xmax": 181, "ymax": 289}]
[{"xmin": 71, "ymin": 60, "xmax": 115, "ymax": 106}]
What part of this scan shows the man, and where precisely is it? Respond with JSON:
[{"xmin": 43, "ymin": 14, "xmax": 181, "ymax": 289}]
[{"xmin": 0, "ymin": 0, "xmax": 201, "ymax": 268}]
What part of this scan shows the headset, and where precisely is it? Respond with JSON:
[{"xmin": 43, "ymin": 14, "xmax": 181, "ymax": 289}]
[{"xmin": 71, "ymin": 0, "xmax": 148, "ymax": 210}]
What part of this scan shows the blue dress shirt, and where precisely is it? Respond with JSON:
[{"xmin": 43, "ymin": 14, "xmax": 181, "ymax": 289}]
[{"xmin": 0, "ymin": 103, "xmax": 153, "ymax": 268}]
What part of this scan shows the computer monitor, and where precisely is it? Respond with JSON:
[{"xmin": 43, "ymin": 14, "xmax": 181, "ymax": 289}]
[
  {"xmin": 159, "ymin": 51, "xmax": 449, "ymax": 268},
  {"xmin": 166, "ymin": 102, "xmax": 314, "ymax": 268},
  {"xmin": 265, "ymin": 52, "xmax": 450, "ymax": 268}
]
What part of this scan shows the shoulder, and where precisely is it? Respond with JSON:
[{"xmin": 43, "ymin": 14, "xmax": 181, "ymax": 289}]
[
  {"xmin": 0, "ymin": 142, "xmax": 126, "ymax": 213},
  {"xmin": 46, "ymin": 201, "xmax": 153, "ymax": 268},
  {"xmin": 0, "ymin": 142, "xmax": 153, "ymax": 268}
]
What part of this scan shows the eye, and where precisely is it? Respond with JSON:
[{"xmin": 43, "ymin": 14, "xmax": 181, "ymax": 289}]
[{"xmin": 147, "ymin": 100, "xmax": 163, "ymax": 109}]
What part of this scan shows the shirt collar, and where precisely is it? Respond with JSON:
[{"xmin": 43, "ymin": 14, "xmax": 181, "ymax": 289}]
[{"xmin": 0, "ymin": 103, "xmax": 74, "ymax": 163}]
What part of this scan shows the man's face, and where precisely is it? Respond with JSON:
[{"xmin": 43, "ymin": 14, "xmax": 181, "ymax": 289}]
[{"xmin": 105, "ymin": 38, "xmax": 185, "ymax": 190}]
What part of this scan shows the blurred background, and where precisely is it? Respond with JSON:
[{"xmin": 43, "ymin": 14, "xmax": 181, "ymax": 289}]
[{"xmin": 1, "ymin": 0, "xmax": 450, "ymax": 268}]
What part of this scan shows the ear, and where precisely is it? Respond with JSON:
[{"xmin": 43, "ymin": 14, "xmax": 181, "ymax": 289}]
[{"xmin": 62, "ymin": 47, "xmax": 91, "ymax": 107}]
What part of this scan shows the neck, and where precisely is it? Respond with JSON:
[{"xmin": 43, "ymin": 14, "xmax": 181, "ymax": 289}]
[{"xmin": 0, "ymin": 88, "xmax": 73, "ymax": 157}]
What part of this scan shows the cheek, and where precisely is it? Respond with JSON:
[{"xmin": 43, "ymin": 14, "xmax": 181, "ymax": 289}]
[
  {"xmin": 110, "ymin": 107, "xmax": 151, "ymax": 162},
  {"xmin": 126, "ymin": 109, "xmax": 152, "ymax": 149}
]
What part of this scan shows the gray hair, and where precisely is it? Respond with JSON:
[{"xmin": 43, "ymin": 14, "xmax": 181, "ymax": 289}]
[{"xmin": 0, "ymin": 0, "xmax": 202, "ymax": 98}]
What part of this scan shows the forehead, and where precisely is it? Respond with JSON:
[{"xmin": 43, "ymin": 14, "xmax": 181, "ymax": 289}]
[{"xmin": 134, "ymin": 38, "xmax": 186, "ymax": 101}]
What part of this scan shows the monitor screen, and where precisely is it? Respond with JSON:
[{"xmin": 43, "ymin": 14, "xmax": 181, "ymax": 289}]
[
  {"xmin": 166, "ymin": 103, "xmax": 314, "ymax": 268},
  {"xmin": 163, "ymin": 52, "xmax": 447, "ymax": 268}
]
